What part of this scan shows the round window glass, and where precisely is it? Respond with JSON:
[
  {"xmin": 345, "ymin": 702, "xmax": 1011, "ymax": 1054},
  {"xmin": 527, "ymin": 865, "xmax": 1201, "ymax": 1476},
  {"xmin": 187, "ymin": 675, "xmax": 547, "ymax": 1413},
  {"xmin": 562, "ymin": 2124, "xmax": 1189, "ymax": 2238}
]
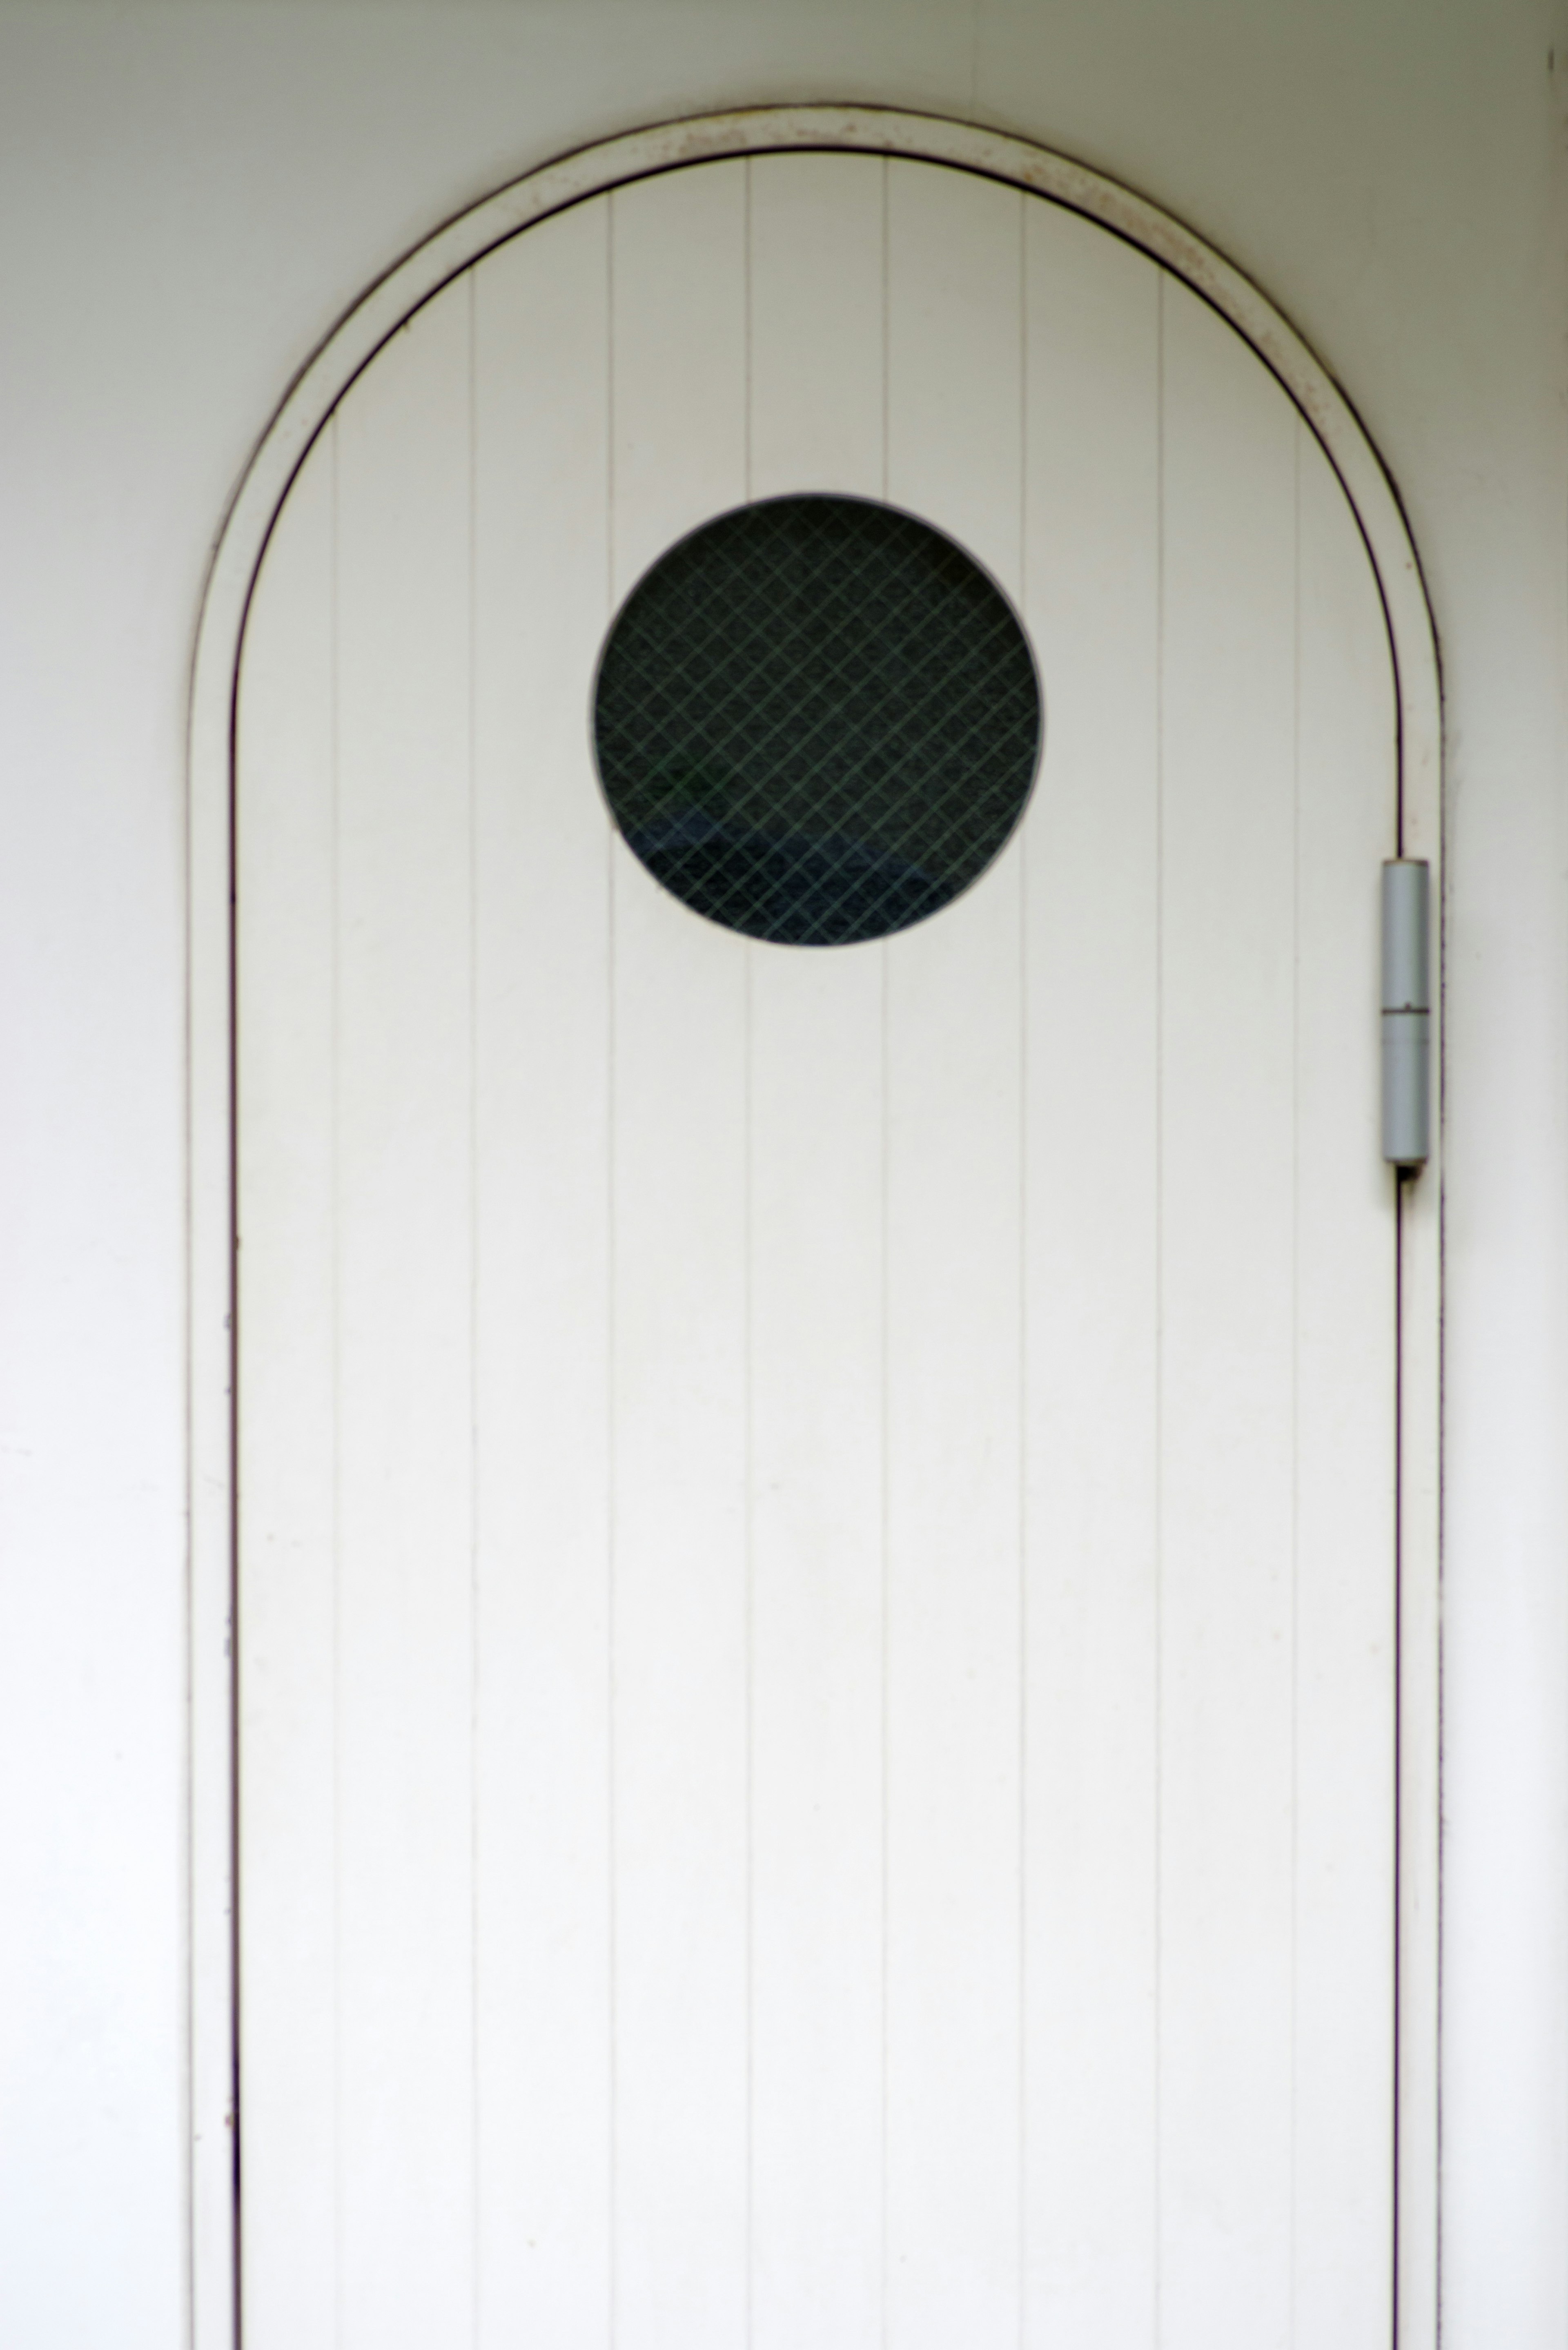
[{"xmin": 592, "ymin": 494, "xmax": 1041, "ymax": 947}]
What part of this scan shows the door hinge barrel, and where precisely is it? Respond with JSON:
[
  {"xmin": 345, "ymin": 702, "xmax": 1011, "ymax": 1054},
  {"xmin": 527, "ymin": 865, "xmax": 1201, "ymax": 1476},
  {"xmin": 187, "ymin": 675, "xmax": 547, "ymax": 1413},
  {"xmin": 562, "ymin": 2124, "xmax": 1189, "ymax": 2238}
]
[{"xmin": 1381, "ymin": 858, "xmax": 1431, "ymax": 1169}]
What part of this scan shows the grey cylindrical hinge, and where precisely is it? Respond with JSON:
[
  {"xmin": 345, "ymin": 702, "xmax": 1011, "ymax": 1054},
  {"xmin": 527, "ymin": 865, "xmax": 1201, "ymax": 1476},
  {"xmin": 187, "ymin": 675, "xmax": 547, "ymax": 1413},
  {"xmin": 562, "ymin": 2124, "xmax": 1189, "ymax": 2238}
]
[{"xmin": 1381, "ymin": 858, "xmax": 1431, "ymax": 1169}]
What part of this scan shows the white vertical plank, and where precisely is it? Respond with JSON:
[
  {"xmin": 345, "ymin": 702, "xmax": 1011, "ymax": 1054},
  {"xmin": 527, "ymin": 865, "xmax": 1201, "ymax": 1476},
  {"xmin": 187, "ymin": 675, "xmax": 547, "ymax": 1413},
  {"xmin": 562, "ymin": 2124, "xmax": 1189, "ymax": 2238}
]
[
  {"xmin": 236, "ymin": 425, "xmax": 339, "ymax": 2350},
  {"xmin": 1292, "ymin": 425, "xmax": 1398, "ymax": 2347},
  {"xmin": 886, "ymin": 159, "xmax": 1023, "ymax": 582},
  {"xmin": 1158, "ymin": 276, "xmax": 1297, "ymax": 2350},
  {"xmin": 1020, "ymin": 201, "xmax": 1161, "ymax": 2348},
  {"xmin": 470, "ymin": 203, "xmax": 614, "ymax": 2348},
  {"xmin": 884, "ymin": 157, "xmax": 1025, "ymax": 2350},
  {"xmin": 608, "ymin": 159, "xmax": 751, "ymax": 2350},
  {"xmin": 747, "ymin": 947, "xmax": 885, "ymax": 2350},
  {"xmin": 748, "ymin": 150, "xmax": 886, "ymax": 499},
  {"xmin": 746, "ymin": 149, "xmax": 886, "ymax": 2350},
  {"xmin": 333, "ymin": 277, "xmax": 475, "ymax": 2350},
  {"xmin": 611, "ymin": 160, "xmax": 750, "ymax": 583}
]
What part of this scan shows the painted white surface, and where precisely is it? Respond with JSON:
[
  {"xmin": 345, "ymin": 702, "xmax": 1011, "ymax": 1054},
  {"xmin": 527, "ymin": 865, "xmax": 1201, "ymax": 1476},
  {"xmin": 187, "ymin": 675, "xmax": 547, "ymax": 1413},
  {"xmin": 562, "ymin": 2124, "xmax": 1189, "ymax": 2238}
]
[
  {"xmin": 1020, "ymin": 197, "xmax": 1161, "ymax": 2348},
  {"xmin": 746, "ymin": 154, "xmax": 887, "ymax": 2350},
  {"xmin": 472, "ymin": 196, "xmax": 618, "ymax": 2345},
  {"xmin": 236, "ymin": 152, "xmax": 1401, "ymax": 2344},
  {"xmin": 189, "ymin": 125, "xmax": 1441, "ymax": 2344},
  {"xmin": 0, "ymin": 7, "xmax": 1563, "ymax": 2349}
]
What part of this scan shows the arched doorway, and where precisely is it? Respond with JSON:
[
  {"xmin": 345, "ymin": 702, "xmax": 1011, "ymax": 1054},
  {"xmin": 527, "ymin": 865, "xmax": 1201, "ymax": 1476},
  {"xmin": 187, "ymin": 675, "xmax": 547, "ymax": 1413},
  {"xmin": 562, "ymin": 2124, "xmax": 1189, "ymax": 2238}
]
[{"xmin": 189, "ymin": 112, "xmax": 1441, "ymax": 2350}]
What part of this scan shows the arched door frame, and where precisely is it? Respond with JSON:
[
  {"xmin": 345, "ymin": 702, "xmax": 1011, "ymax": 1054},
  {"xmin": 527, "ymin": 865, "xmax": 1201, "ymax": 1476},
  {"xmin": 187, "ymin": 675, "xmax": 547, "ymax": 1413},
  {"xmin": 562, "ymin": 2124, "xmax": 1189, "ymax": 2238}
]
[{"xmin": 187, "ymin": 105, "xmax": 1441, "ymax": 2350}]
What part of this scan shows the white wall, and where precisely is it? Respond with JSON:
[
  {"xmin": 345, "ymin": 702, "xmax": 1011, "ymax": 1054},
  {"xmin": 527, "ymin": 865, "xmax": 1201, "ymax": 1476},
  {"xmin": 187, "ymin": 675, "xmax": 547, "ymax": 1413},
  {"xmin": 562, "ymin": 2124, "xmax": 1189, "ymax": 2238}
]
[{"xmin": 0, "ymin": 2, "xmax": 1562, "ymax": 2342}]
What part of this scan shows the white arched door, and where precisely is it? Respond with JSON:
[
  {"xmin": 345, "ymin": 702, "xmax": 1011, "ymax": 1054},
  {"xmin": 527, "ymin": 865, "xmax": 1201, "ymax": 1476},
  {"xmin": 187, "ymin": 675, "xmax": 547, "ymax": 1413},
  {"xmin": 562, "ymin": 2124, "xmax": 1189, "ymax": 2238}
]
[{"xmin": 236, "ymin": 151, "xmax": 1397, "ymax": 2349}]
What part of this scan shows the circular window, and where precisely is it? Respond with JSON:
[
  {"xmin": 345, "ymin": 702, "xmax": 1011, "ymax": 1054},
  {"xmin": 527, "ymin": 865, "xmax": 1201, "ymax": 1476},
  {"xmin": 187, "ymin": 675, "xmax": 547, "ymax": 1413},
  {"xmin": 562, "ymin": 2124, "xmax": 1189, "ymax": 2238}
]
[{"xmin": 592, "ymin": 494, "xmax": 1041, "ymax": 947}]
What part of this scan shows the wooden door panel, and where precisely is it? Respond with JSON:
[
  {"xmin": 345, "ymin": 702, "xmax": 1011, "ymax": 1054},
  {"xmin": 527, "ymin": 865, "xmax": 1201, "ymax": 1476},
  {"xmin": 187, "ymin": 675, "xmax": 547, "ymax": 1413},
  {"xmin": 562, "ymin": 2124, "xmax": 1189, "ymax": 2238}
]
[
  {"xmin": 746, "ymin": 151, "xmax": 888, "ymax": 2350},
  {"xmin": 883, "ymin": 157, "xmax": 1027, "ymax": 2348},
  {"xmin": 1158, "ymin": 270, "xmax": 1301, "ymax": 2348},
  {"xmin": 472, "ymin": 196, "xmax": 615, "ymax": 2343},
  {"xmin": 1020, "ymin": 194, "xmax": 1163, "ymax": 2348},
  {"xmin": 334, "ymin": 273, "xmax": 477, "ymax": 2350},
  {"xmin": 237, "ymin": 150, "xmax": 1397, "ymax": 2350}
]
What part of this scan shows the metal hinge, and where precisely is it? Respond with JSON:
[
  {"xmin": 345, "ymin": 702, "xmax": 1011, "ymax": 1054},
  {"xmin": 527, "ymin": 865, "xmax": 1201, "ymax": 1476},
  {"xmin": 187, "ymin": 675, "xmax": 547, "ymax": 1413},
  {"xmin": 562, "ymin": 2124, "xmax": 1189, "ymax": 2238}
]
[{"xmin": 1381, "ymin": 859, "xmax": 1431, "ymax": 1172}]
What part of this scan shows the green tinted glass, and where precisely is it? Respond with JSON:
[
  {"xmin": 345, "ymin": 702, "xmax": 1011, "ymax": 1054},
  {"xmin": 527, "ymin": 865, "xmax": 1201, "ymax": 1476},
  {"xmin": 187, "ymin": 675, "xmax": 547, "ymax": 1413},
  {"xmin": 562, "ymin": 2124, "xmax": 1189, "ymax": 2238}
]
[{"xmin": 593, "ymin": 495, "xmax": 1041, "ymax": 947}]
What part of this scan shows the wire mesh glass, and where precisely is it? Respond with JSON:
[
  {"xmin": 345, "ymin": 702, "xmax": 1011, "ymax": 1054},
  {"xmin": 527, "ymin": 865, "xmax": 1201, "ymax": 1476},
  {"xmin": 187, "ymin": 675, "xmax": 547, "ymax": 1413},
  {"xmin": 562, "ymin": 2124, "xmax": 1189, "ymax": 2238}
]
[{"xmin": 592, "ymin": 494, "xmax": 1041, "ymax": 947}]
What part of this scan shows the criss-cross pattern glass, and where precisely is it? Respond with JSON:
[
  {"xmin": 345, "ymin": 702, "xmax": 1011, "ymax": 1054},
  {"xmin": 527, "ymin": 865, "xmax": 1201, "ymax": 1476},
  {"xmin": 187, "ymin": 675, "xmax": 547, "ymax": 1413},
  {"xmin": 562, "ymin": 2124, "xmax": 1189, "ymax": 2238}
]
[{"xmin": 592, "ymin": 494, "xmax": 1041, "ymax": 947}]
